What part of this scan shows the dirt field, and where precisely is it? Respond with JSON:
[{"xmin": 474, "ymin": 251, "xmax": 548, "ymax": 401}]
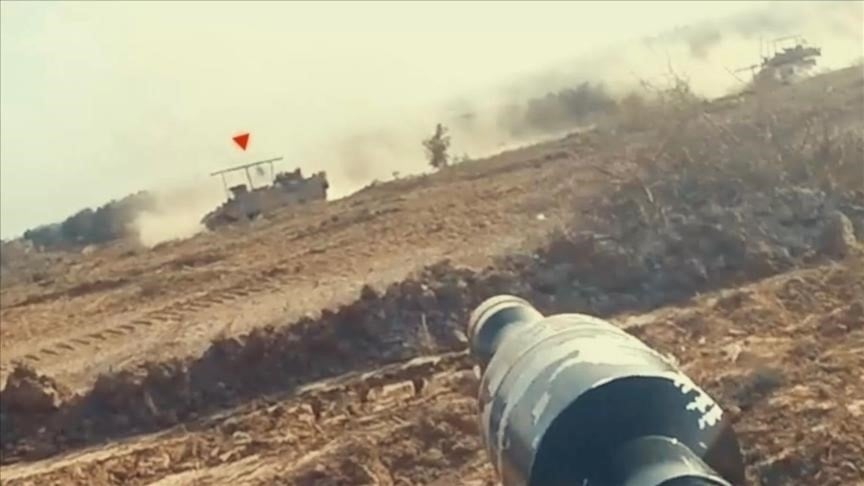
[
  {"xmin": 0, "ymin": 129, "xmax": 611, "ymax": 390},
  {"xmin": 1, "ymin": 66, "xmax": 862, "ymax": 485}
]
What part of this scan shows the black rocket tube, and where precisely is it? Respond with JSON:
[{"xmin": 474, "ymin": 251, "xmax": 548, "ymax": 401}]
[{"xmin": 468, "ymin": 295, "xmax": 746, "ymax": 486}]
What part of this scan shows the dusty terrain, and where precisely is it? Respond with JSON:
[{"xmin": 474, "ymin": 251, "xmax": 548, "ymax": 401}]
[
  {"xmin": 1, "ymin": 65, "xmax": 863, "ymax": 485},
  {"xmin": 0, "ymin": 130, "xmax": 604, "ymax": 390}
]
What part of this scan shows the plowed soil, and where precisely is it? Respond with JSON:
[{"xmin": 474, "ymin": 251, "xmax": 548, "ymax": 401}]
[{"xmin": 1, "ymin": 66, "xmax": 862, "ymax": 485}]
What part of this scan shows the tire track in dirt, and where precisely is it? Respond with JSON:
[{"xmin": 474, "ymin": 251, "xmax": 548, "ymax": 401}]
[
  {"xmin": 0, "ymin": 206, "xmax": 405, "ymax": 369},
  {"xmin": 4, "ymin": 251, "xmax": 311, "ymax": 371},
  {"xmin": 4, "ymin": 202, "xmax": 543, "ymax": 389},
  {"xmin": 1, "ymin": 155, "xmax": 574, "ymax": 389}
]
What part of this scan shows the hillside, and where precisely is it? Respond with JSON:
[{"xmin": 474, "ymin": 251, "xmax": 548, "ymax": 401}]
[{"xmin": 1, "ymin": 65, "xmax": 863, "ymax": 485}]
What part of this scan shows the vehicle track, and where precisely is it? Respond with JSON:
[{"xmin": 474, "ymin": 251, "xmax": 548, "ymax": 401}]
[
  {"xmin": 3, "ymin": 203, "xmax": 546, "ymax": 389},
  {"xmin": 5, "ymin": 245, "xmax": 324, "ymax": 370},
  {"xmin": 1, "ymin": 146, "xmax": 587, "ymax": 392}
]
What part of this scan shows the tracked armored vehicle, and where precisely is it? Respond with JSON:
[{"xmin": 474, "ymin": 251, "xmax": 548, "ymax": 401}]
[{"xmin": 202, "ymin": 158, "xmax": 328, "ymax": 230}]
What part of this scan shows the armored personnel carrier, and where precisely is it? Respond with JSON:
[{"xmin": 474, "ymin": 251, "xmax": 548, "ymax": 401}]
[{"xmin": 202, "ymin": 158, "xmax": 328, "ymax": 230}]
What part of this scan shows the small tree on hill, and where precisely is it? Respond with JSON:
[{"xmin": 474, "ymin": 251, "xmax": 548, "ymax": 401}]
[{"xmin": 423, "ymin": 123, "xmax": 451, "ymax": 170}]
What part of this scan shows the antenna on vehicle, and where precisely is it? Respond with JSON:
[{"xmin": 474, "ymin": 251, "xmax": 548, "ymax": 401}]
[{"xmin": 210, "ymin": 157, "xmax": 284, "ymax": 197}]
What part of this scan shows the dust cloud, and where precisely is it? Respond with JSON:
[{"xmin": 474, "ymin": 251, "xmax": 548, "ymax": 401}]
[
  {"xmin": 319, "ymin": 2, "xmax": 862, "ymax": 195},
  {"xmin": 9, "ymin": 2, "xmax": 859, "ymax": 245},
  {"xmin": 132, "ymin": 184, "xmax": 224, "ymax": 247},
  {"xmin": 502, "ymin": 1, "xmax": 861, "ymax": 101}
]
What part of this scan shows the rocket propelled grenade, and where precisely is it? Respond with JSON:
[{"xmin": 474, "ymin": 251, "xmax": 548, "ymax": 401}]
[{"xmin": 468, "ymin": 295, "xmax": 746, "ymax": 486}]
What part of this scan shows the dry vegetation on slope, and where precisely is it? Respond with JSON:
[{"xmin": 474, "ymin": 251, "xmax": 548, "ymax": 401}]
[{"xmin": 1, "ymin": 66, "xmax": 862, "ymax": 485}]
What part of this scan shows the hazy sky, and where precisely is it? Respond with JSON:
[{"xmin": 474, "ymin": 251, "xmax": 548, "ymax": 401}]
[{"xmin": 1, "ymin": 1, "xmax": 861, "ymax": 239}]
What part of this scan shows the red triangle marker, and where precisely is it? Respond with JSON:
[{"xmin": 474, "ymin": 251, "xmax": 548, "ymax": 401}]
[{"xmin": 232, "ymin": 133, "xmax": 250, "ymax": 151}]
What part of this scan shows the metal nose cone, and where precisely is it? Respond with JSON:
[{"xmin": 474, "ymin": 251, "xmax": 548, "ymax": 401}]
[{"xmin": 467, "ymin": 295, "xmax": 543, "ymax": 368}]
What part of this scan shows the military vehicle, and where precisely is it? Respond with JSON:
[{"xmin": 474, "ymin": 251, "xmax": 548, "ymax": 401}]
[
  {"xmin": 202, "ymin": 157, "xmax": 328, "ymax": 230},
  {"xmin": 736, "ymin": 35, "xmax": 822, "ymax": 87}
]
